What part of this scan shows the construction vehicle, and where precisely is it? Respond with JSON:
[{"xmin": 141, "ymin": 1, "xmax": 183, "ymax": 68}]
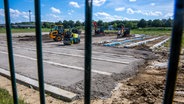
[
  {"xmin": 63, "ymin": 28, "xmax": 80, "ymax": 45},
  {"xmin": 117, "ymin": 25, "xmax": 130, "ymax": 38},
  {"xmin": 49, "ymin": 25, "xmax": 80, "ymax": 45},
  {"xmin": 93, "ymin": 22, "xmax": 105, "ymax": 36},
  {"xmin": 49, "ymin": 25, "xmax": 65, "ymax": 41}
]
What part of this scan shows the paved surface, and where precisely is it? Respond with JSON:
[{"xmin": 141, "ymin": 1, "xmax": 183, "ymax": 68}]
[
  {"xmin": 0, "ymin": 33, "xmax": 154, "ymax": 100},
  {"xmin": 0, "ymin": 67, "xmax": 77, "ymax": 101}
]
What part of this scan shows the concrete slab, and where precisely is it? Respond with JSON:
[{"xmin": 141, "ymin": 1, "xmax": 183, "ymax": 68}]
[
  {"xmin": 0, "ymin": 51, "xmax": 111, "ymax": 76},
  {"xmin": 0, "ymin": 35, "xmax": 153, "ymax": 99},
  {"xmin": 0, "ymin": 53, "xmax": 85, "ymax": 87},
  {"xmin": 152, "ymin": 61, "xmax": 168, "ymax": 69},
  {"xmin": 0, "ymin": 68, "xmax": 77, "ymax": 102}
]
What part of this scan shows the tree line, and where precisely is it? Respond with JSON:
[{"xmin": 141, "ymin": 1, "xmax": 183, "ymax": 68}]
[
  {"xmin": 11, "ymin": 18, "xmax": 173, "ymax": 29},
  {"xmin": 95, "ymin": 18, "xmax": 172, "ymax": 29}
]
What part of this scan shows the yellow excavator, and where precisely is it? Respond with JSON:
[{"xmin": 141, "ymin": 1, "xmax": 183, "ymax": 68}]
[
  {"xmin": 49, "ymin": 25, "xmax": 80, "ymax": 45},
  {"xmin": 49, "ymin": 25, "xmax": 65, "ymax": 41}
]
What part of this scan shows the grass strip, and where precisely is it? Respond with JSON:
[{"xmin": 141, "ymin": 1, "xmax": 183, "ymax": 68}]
[{"xmin": 0, "ymin": 88, "xmax": 25, "ymax": 104}]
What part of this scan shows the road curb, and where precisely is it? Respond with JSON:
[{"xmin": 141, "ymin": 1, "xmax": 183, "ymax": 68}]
[{"xmin": 0, "ymin": 68, "xmax": 77, "ymax": 102}]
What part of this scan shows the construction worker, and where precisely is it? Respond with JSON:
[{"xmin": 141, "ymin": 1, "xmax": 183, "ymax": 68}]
[
  {"xmin": 117, "ymin": 24, "xmax": 125, "ymax": 38},
  {"xmin": 121, "ymin": 25, "xmax": 125, "ymax": 34},
  {"xmin": 72, "ymin": 33, "xmax": 80, "ymax": 43}
]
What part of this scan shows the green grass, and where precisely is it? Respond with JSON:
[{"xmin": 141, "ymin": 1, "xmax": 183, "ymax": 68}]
[
  {"xmin": 0, "ymin": 28, "xmax": 50, "ymax": 33},
  {"xmin": 164, "ymin": 34, "xmax": 184, "ymax": 49},
  {"xmin": 131, "ymin": 28, "xmax": 172, "ymax": 36},
  {"xmin": 104, "ymin": 27, "xmax": 172, "ymax": 36},
  {"xmin": 182, "ymin": 35, "xmax": 184, "ymax": 48},
  {"xmin": 0, "ymin": 88, "xmax": 25, "ymax": 104},
  {"xmin": 104, "ymin": 30, "xmax": 117, "ymax": 33}
]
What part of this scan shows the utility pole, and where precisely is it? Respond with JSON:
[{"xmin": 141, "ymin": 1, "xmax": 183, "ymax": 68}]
[{"xmin": 28, "ymin": 10, "xmax": 31, "ymax": 22}]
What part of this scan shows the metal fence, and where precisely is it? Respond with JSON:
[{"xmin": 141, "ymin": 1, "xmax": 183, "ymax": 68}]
[{"xmin": 2, "ymin": 0, "xmax": 184, "ymax": 104}]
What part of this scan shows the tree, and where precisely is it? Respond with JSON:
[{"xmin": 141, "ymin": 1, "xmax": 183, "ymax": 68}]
[
  {"xmin": 147, "ymin": 20, "xmax": 152, "ymax": 27},
  {"xmin": 41, "ymin": 22, "xmax": 54, "ymax": 28},
  {"xmin": 97, "ymin": 20, "xmax": 103, "ymax": 26},
  {"xmin": 55, "ymin": 21, "xmax": 62, "ymax": 25},
  {"xmin": 137, "ymin": 19, "xmax": 147, "ymax": 28},
  {"xmin": 103, "ymin": 22, "xmax": 109, "ymax": 30},
  {"xmin": 164, "ymin": 18, "xmax": 172, "ymax": 27},
  {"xmin": 152, "ymin": 19, "xmax": 162, "ymax": 27},
  {"xmin": 42, "ymin": 22, "xmax": 49, "ymax": 28},
  {"xmin": 131, "ymin": 21, "xmax": 139, "ymax": 29},
  {"xmin": 68, "ymin": 20, "xmax": 74, "ymax": 28},
  {"xmin": 75, "ymin": 20, "xmax": 81, "ymax": 27},
  {"xmin": 113, "ymin": 23, "xmax": 118, "ymax": 30},
  {"xmin": 125, "ymin": 21, "xmax": 133, "ymax": 29},
  {"xmin": 117, "ymin": 22, "xmax": 123, "ymax": 28},
  {"xmin": 62, "ymin": 20, "xmax": 69, "ymax": 28},
  {"xmin": 162, "ymin": 19, "xmax": 167, "ymax": 26}
]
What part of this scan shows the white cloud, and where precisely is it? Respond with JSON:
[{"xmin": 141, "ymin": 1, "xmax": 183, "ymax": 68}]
[
  {"xmin": 127, "ymin": 8, "xmax": 134, "ymax": 14},
  {"xmin": 129, "ymin": 0, "xmax": 136, "ymax": 2},
  {"xmin": 93, "ymin": 0, "xmax": 106, "ymax": 6},
  {"xmin": 10, "ymin": 8, "xmax": 22, "ymax": 17},
  {"xmin": 68, "ymin": 10, "xmax": 74, "ymax": 15},
  {"xmin": 115, "ymin": 7, "xmax": 125, "ymax": 11},
  {"xmin": 94, "ymin": 12, "xmax": 122, "ymax": 22},
  {"xmin": 149, "ymin": 11, "xmax": 162, "ymax": 16},
  {"xmin": 126, "ymin": 8, "xmax": 162, "ymax": 16},
  {"xmin": 0, "ymin": 8, "xmax": 37, "ymax": 23},
  {"xmin": 9, "ymin": 8, "xmax": 30, "ymax": 20},
  {"xmin": 150, "ymin": 3, "xmax": 155, "ymax": 6},
  {"xmin": 123, "ymin": 17, "xmax": 138, "ymax": 21},
  {"xmin": 45, "ymin": 14, "xmax": 62, "ymax": 22},
  {"xmin": 0, "ymin": 9, "xmax": 4, "ymax": 17},
  {"xmin": 22, "ymin": 12, "xmax": 29, "ymax": 19},
  {"xmin": 164, "ymin": 13, "xmax": 173, "ymax": 18},
  {"xmin": 0, "ymin": 8, "xmax": 32, "ymax": 23},
  {"xmin": 95, "ymin": 12, "xmax": 110, "ymax": 17},
  {"xmin": 69, "ymin": 1, "xmax": 80, "ymax": 8},
  {"xmin": 0, "ymin": 9, "xmax": 5, "ymax": 24},
  {"xmin": 52, "ymin": 14, "xmax": 60, "ymax": 18},
  {"xmin": 50, "ymin": 7, "xmax": 61, "ymax": 14}
]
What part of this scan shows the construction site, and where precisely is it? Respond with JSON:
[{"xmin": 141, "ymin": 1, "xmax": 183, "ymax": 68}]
[{"xmin": 0, "ymin": 28, "xmax": 184, "ymax": 104}]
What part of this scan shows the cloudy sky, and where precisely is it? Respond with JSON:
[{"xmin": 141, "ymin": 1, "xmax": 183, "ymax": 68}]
[{"xmin": 0, "ymin": 0, "xmax": 174, "ymax": 23}]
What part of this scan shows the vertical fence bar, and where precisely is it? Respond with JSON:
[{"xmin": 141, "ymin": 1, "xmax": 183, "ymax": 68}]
[
  {"xmin": 34, "ymin": 0, "xmax": 45, "ymax": 104},
  {"xmin": 3, "ymin": 0, "xmax": 18, "ymax": 104},
  {"xmin": 163, "ymin": 0, "xmax": 184, "ymax": 103},
  {"xmin": 84, "ymin": 0, "xmax": 93, "ymax": 104}
]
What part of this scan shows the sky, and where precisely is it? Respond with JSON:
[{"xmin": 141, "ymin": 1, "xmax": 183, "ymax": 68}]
[{"xmin": 0, "ymin": 0, "xmax": 174, "ymax": 24}]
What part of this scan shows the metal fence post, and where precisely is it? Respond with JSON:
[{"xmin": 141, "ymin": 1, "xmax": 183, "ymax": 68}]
[
  {"xmin": 34, "ymin": 0, "xmax": 46, "ymax": 104},
  {"xmin": 84, "ymin": 0, "xmax": 93, "ymax": 104},
  {"xmin": 3, "ymin": 0, "xmax": 18, "ymax": 104},
  {"xmin": 163, "ymin": 0, "xmax": 184, "ymax": 103}
]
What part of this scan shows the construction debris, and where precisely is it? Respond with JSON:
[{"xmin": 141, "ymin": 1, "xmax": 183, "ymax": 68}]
[{"xmin": 93, "ymin": 34, "xmax": 170, "ymax": 51}]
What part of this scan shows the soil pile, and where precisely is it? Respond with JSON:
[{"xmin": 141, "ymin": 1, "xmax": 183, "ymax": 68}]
[
  {"xmin": 17, "ymin": 34, "xmax": 51, "ymax": 41},
  {"xmin": 126, "ymin": 82, "xmax": 164, "ymax": 103}
]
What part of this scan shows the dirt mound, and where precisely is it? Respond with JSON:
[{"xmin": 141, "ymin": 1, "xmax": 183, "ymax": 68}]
[
  {"xmin": 126, "ymin": 82, "xmax": 164, "ymax": 103},
  {"xmin": 17, "ymin": 34, "xmax": 51, "ymax": 41},
  {"xmin": 133, "ymin": 44, "xmax": 152, "ymax": 51}
]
